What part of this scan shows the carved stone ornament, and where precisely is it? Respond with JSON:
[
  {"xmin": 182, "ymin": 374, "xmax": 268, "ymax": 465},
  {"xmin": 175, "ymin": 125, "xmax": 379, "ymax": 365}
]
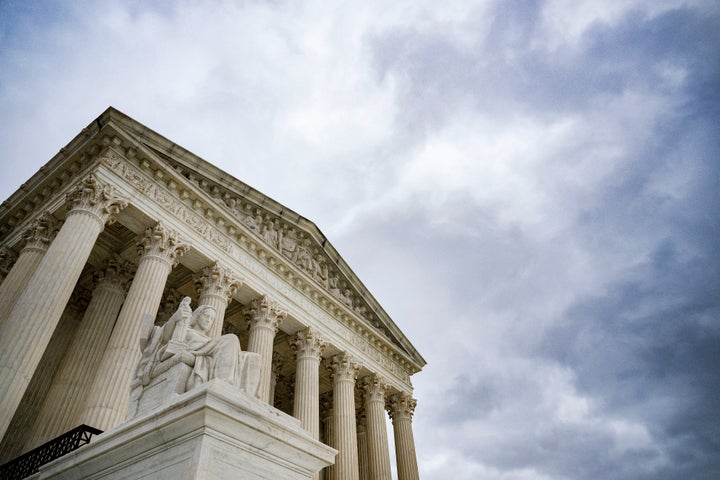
[
  {"xmin": 289, "ymin": 327, "xmax": 328, "ymax": 361},
  {"xmin": 93, "ymin": 256, "xmax": 134, "ymax": 293},
  {"xmin": 128, "ymin": 297, "xmax": 262, "ymax": 419},
  {"xmin": 362, "ymin": 374, "xmax": 390, "ymax": 405},
  {"xmin": 65, "ymin": 173, "xmax": 128, "ymax": 225},
  {"xmin": 21, "ymin": 211, "xmax": 60, "ymax": 252},
  {"xmin": 320, "ymin": 392, "xmax": 333, "ymax": 417},
  {"xmin": 69, "ymin": 286, "xmax": 93, "ymax": 312},
  {"xmin": 137, "ymin": 222, "xmax": 190, "ymax": 267},
  {"xmin": 156, "ymin": 288, "xmax": 184, "ymax": 325},
  {"xmin": 356, "ymin": 409, "xmax": 367, "ymax": 430},
  {"xmin": 0, "ymin": 246, "xmax": 17, "ymax": 277},
  {"xmin": 271, "ymin": 351, "xmax": 286, "ymax": 378},
  {"xmin": 244, "ymin": 295, "xmax": 286, "ymax": 331},
  {"xmin": 387, "ymin": 392, "xmax": 417, "ymax": 422},
  {"xmin": 327, "ymin": 353, "xmax": 361, "ymax": 382},
  {"xmin": 194, "ymin": 261, "xmax": 241, "ymax": 302}
]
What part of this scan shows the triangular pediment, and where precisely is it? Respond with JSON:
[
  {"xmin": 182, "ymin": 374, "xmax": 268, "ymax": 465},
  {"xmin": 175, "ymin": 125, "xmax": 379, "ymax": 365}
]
[{"xmin": 0, "ymin": 107, "xmax": 426, "ymax": 371}]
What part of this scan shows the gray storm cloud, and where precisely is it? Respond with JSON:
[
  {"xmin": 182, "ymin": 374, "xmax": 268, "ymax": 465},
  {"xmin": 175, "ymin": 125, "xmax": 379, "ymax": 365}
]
[{"xmin": 0, "ymin": 1, "xmax": 717, "ymax": 479}]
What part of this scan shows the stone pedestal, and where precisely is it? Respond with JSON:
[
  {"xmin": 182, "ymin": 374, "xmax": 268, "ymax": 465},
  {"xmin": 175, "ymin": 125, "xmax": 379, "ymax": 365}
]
[{"xmin": 32, "ymin": 380, "xmax": 336, "ymax": 480}]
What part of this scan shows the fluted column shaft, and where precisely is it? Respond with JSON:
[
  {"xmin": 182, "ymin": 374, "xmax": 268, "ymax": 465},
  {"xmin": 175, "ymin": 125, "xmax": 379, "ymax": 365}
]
[
  {"xmin": 0, "ymin": 175, "xmax": 126, "ymax": 439},
  {"xmin": 0, "ymin": 246, "xmax": 17, "ymax": 284},
  {"xmin": 363, "ymin": 375, "xmax": 392, "ymax": 480},
  {"xmin": 357, "ymin": 413, "xmax": 369, "ymax": 480},
  {"xmin": 84, "ymin": 223, "xmax": 188, "ymax": 431},
  {"xmin": 291, "ymin": 328, "xmax": 327, "ymax": 437},
  {"xmin": 0, "ymin": 213, "xmax": 58, "ymax": 331},
  {"xmin": 195, "ymin": 262, "xmax": 240, "ymax": 338},
  {"xmin": 270, "ymin": 352, "xmax": 285, "ymax": 405},
  {"xmin": 388, "ymin": 393, "xmax": 419, "ymax": 480},
  {"xmin": 328, "ymin": 354, "xmax": 361, "ymax": 480},
  {"xmin": 321, "ymin": 395, "xmax": 335, "ymax": 480},
  {"xmin": 0, "ymin": 302, "xmax": 83, "ymax": 462},
  {"xmin": 26, "ymin": 260, "xmax": 131, "ymax": 447},
  {"xmin": 245, "ymin": 296, "xmax": 285, "ymax": 403}
]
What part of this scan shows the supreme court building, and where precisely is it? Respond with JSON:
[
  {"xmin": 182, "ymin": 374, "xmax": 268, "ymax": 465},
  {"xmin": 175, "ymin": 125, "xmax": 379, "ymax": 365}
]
[{"xmin": 0, "ymin": 107, "xmax": 425, "ymax": 479}]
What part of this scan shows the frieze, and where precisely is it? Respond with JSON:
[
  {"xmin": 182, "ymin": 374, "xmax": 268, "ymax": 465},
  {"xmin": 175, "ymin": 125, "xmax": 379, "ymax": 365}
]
[
  {"xmin": 173, "ymin": 162, "xmax": 382, "ymax": 333},
  {"xmin": 101, "ymin": 151, "xmax": 413, "ymax": 387}
]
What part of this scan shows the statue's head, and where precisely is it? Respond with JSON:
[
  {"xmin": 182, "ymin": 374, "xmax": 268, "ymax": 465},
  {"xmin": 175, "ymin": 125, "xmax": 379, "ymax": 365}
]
[{"xmin": 190, "ymin": 305, "xmax": 217, "ymax": 333}]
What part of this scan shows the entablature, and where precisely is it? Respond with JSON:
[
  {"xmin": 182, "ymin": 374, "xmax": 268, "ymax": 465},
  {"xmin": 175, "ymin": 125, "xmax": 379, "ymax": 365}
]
[{"xmin": 95, "ymin": 149, "xmax": 417, "ymax": 390}]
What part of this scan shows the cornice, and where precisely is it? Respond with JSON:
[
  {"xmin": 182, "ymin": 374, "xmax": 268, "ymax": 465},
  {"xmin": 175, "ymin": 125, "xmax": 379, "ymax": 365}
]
[
  {"xmin": 99, "ymin": 144, "xmax": 422, "ymax": 383},
  {"xmin": 0, "ymin": 107, "xmax": 427, "ymax": 376},
  {"xmin": 0, "ymin": 132, "xmax": 124, "ymax": 245}
]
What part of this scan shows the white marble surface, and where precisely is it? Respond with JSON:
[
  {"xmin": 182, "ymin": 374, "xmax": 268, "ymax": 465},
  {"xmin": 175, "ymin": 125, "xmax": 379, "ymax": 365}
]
[{"xmin": 36, "ymin": 380, "xmax": 336, "ymax": 479}]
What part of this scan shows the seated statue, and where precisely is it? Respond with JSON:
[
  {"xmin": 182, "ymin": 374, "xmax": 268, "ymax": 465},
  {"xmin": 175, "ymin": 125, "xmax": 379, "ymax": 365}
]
[{"xmin": 128, "ymin": 297, "xmax": 261, "ymax": 419}]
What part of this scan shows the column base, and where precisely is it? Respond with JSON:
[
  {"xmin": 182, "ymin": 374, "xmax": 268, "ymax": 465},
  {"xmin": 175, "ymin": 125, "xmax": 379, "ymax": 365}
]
[{"xmin": 32, "ymin": 380, "xmax": 336, "ymax": 479}]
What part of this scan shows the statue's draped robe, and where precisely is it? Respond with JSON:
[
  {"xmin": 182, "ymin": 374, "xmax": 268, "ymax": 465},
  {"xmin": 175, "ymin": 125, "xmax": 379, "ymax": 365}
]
[{"xmin": 134, "ymin": 326, "xmax": 260, "ymax": 397}]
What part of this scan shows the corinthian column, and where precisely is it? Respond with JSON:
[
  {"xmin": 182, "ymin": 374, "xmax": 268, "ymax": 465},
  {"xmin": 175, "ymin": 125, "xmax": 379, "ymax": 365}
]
[
  {"xmin": 0, "ymin": 294, "xmax": 85, "ymax": 463},
  {"xmin": 356, "ymin": 411, "xmax": 369, "ymax": 480},
  {"xmin": 0, "ymin": 174, "xmax": 127, "ymax": 439},
  {"xmin": 388, "ymin": 393, "xmax": 420, "ymax": 480},
  {"xmin": 0, "ymin": 212, "xmax": 59, "ymax": 331},
  {"xmin": 320, "ymin": 393, "xmax": 335, "ymax": 480},
  {"xmin": 363, "ymin": 375, "xmax": 392, "ymax": 480},
  {"xmin": 84, "ymin": 222, "xmax": 189, "ymax": 431},
  {"xmin": 290, "ymin": 328, "xmax": 327, "ymax": 437},
  {"xmin": 328, "ymin": 354, "xmax": 361, "ymax": 480},
  {"xmin": 0, "ymin": 246, "xmax": 17, "ymax": 284},
  {"xmin": 244, "ymin": 296, "xmax": 286, "ymax": 403},
  {"xmin": 270, "ymin": 351, "xmax": 286, "ymax": 405},
  {"xmin": 25, "ymin": 258, "xmax": 133, "ymax": 447},
  {"xmin": 194, "ymin": 261, "xmax": 241, "ymax": 338}
]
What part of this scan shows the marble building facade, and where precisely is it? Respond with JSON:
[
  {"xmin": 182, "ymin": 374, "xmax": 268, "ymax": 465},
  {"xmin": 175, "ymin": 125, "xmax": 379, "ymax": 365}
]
[{"xmin": 0, "ymin": 107, "xmax": 425, "ymax": 480}]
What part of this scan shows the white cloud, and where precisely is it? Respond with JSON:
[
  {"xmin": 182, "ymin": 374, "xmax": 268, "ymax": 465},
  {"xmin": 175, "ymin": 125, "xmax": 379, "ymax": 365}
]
[{"xmin": 0, "ymin": 1, "xmax": 716, "ymax": 479}]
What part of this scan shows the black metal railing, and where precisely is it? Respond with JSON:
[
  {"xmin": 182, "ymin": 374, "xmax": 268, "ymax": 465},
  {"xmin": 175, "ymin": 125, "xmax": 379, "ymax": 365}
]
[{"xmin": 0, "ymin": 424, "xmax": 102, "ymax": 480}]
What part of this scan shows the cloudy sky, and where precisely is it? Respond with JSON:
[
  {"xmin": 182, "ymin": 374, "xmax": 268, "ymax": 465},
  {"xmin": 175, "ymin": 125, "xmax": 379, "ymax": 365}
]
[{"xmin": 1, "ymin": 1, "xmax": 718, "ymax": 478}]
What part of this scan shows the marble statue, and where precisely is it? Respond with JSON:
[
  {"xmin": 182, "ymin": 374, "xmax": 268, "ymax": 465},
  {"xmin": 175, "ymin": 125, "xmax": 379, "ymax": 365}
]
[{"xmin": 128, "ymin": 297, "xmax": 261, "ymax": 418}]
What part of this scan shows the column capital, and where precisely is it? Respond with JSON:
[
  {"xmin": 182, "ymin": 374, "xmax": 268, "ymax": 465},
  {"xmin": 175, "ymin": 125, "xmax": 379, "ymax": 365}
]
[
  {"xmin": 65, "ymin": 173, "xmax": 128, "ymax": 225},
  {"xmin": 320, "ymin": 391, "xmax": 333, "ymax": 417},
  {"xmin": 290, "ymin": 327, "xmax": 327, "ymax": 361},
  {"xmin": 21, "ymin": 212, "xmax": 60, "ymax": 252},
  {"xmin": 194, "ymin": 261, "xmax": 241, "ymax": 303},
  {"xmin": 157, "ymin": 288, "xmax": 184, "ymax": 325},
  {"xmin": 69, "ymin": 286, "xmax": 93, "ymax": 312},
  {"xmin": 93, "ymin": 256, "xmax": 134, "ymax": 294},
  {"xmin": 356, "ymin": 409, "xmax": 367, "ymax": 430},
  {"xmin": 244, "ymin": 295, "xmax": 286, "ymax": 332},
  {"xmin": 327, "ymin": 353, "xmax": 361, "ymax": 382},
  {"xmin": 272, "ymin": 351, "xmax": 286, "ymax": 377},
  {"xmin": 137, "ymin": 222, "xmax": 190, "ymax": 267},
  {"xmin": 387, "ymin": 392, "xmax": 417, "ymax": 422},
  {"xmin": 0, "ymin": 246, "xmax": 17, "ymax": 278},
  {"xmin": 362, "ymin": 374, "xmax": 391, "ymax": 405}
]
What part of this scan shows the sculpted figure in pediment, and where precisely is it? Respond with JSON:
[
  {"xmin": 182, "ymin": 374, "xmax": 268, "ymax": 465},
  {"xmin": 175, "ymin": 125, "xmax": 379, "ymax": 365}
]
[
  {"xmin": 281, "ymin": 228, "xmax": 298, "ymax": 258},
  {"xmin": 328, "ymin": 273, "xmax": 341, "ymax": 298},
  {"xmin": 315, "ymin": 258, "xmax": 329, "ymax": 287},
  {"xmin": 293, "ymin": 238, "xmax": 315, "ymax": 272},
  {"xmin": 262, "ymin": 218, "xmax": 281, "ymax": 250}
]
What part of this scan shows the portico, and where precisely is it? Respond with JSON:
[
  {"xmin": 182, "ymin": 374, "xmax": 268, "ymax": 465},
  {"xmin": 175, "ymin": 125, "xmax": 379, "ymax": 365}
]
[{"xmin": 0, "ymin": 107, "xmax": 425, "ymax": 479}]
